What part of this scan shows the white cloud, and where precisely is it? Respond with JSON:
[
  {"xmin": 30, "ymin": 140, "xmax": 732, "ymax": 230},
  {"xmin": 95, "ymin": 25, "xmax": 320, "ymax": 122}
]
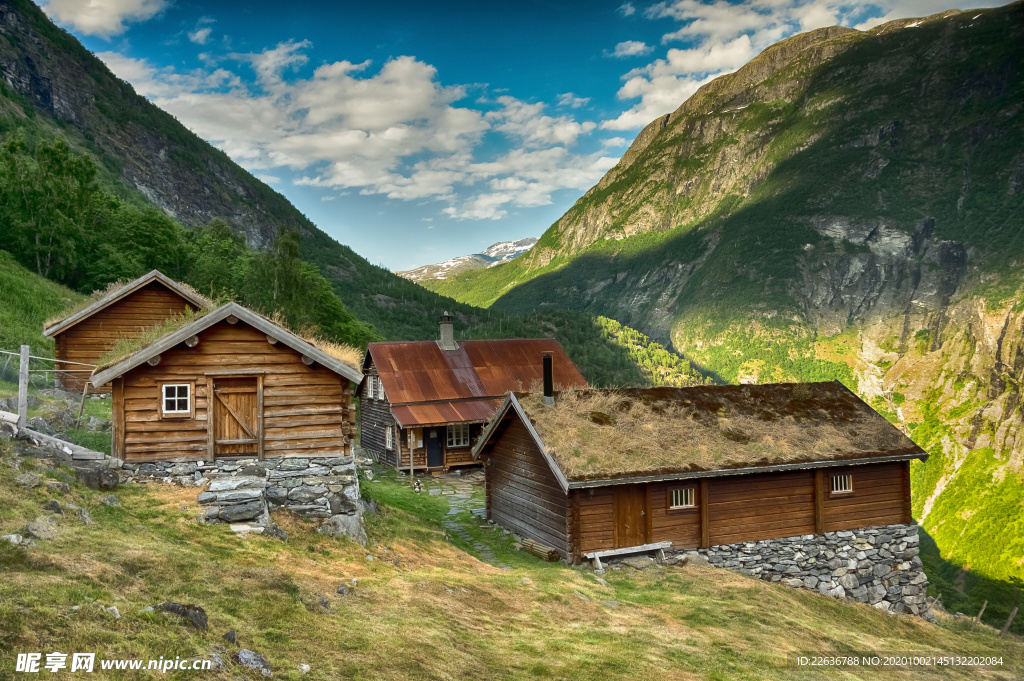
[
  {"xmin": 602, "ymin": 137, "xmax": 629, "ymax": 148},
  {"xmin": 98, "ymin": 42, "xmax": 609, "ymax": 222},
  {"xmin": 557, "ymin": 92, "xmax": 591, "ymax": 108},
  {"xmin": 41, "ymin": 0, "xmax": 168, "ymax": 38},
  {"xmin": 188, "ymin": 18, "xmax": 215, "ymax": 45},
  {"xmin": 610, "ymin": 40, "xmax": 653, "ymax": 57},
  {"xmin": 619, "ymin": 2, "xmax": 637, "ymax": 16},
  {"xmin": 605, "ymin": 0, "xmax": 984, "ymax": 131}
]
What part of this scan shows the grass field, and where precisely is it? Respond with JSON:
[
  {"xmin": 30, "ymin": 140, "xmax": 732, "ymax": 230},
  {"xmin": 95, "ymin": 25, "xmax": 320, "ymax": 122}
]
[{"xmin": 1, "ymin": 443, "xmax": 1021, "ymax": 680}]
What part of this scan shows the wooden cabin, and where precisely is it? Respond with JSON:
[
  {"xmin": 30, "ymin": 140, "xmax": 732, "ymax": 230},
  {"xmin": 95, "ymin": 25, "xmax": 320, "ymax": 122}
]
[
  {"xmin": 472, "ymin": 383, "xmax": 928, "ymax": 564},
  {"xmin": 44, "ymin": 270, "xmax": 208, "ymax": 392},
  {"xmin": 361, "ymin": 313, "xmax": 587, "ymax": 473},
  {"xmin": 89, "ymin": 302, "xmax": 363, "ymax": 464}
]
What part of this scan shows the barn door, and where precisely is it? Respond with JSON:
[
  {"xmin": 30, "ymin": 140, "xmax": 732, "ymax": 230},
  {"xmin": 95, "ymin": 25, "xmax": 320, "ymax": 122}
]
[
  {"xmin": 211, "ymin": 376, "xmax": 260, "ymax": 458},
  {"xmin": 426, "ymin": 429, "xmax": 443, "ymax": 468},
  {"xmin": 613, "ymin": 485, "xmax": 649, "ymax": 548}
]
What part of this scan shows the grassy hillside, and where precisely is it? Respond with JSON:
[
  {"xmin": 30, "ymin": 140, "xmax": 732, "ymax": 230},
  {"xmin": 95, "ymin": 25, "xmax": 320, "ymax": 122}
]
[
  {"xmin": 2, "ymin": 447, "xmax": 1022, "ymax": 680},
  {"xmin": 0, "ymin": 250, "xmax": 83, "ymax": 355}
]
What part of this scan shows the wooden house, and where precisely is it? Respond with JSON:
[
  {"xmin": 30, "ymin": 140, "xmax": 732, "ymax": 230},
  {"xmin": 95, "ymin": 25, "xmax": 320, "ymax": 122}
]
[
  {"xmin": 44, "ymin": 270, "xmax": 208, "ymax": 392},
  {"xmin": 361, "ymin": 313, "xmax": 587, "ymax": 473},
  {"xmin": 89, "ymin": 302, "xmax": 363, "ymax": 464},
  {"xmin": 471, "ymin": 382, "xmax": 928, "ymax": 564}
]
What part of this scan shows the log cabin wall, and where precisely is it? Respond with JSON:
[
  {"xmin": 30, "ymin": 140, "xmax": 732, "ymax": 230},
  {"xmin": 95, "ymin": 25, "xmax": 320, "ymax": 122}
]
[
  {"xmin": 359, "ymin": 361, "xmax": 395, "ymax": 465},
  {"xmin": 822, "ymin": 461, "xmax": 912, "ymax": 531},
  {"xmin": 707, "ymin": 470, "xmax": 816, "ymax": 546},
  {"xmin": 56, "ymin": 282, "xmax": 200, "ymax": 392},
  {"xmin": 485, "ymin": 417, "xmax": 569, "ymax": 558},
  {"xmin": 114, "ymin": 320, "xmax": 353, "ymax": 462}
]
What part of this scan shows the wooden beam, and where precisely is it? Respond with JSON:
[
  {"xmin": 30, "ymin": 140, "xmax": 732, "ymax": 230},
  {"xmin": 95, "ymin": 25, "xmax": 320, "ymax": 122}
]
[
  {"xmin": 185, "ymin": 336, "xmax": 199, "ymax": 348},
  {"xmin": 214, "ymin": 392, "xmax": 256, "ymax": 438},
  {"xmin": 226, "ymin": 315, "xmax": 239, "ymax": 324},
  {"xmin": 205, "ymin": 377, "xmax": 215, "ymax": 462},
  {"xmin": 1000, "ymin": 606, "xmax": 1018, "ymax": 637},
  {"xmin": 17, "ymin": 345, "xmax": 28, "ymax": 432},
  {"xmin": 699, "ymin": 478, "xmax": 710, "ymax": 549},
  {"xmin": 147, "ymin": 355, "xmax": 161, "ymax": 367},
  {"xmin": 814, "ymin": 469, "xmax": 826, "ymax": 534},
  {"xmin": 266, "ymin": 335, "xmax": 278, "ymax": 345},
  {"xmin": 112, "ymin": 377, "xmax": 126, "ymax": 461},
  {"xmin": 971, "ymin": 600, "xmax": 988, "ymax": 632},
  {"xmin": 257, "ymin": 374, "xmax": 264, "ymax": 461}
]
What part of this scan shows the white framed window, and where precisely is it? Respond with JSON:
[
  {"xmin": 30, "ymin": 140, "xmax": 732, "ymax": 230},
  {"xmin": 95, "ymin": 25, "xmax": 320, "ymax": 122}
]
[
  {"xmin": 669, "ymin": 487, "xmax": 695, "ymax": 509},
  {"xmin": 376, "ymin": 377, "xmax": 385, "ymax": 401},
  {"xmin": 385, "ymin": 425, "xmax": 393, "ymax": 450},
  {"xmin": 367, "ymin": 376, "xmax": 377, "ymax": 400},
  {"xmin": 447, "ymin": 423, "xmax": 470, "ymax": 447},
  {"xmin": 161, "ymin": 383, "xmax": 191, "ymax": 418},
  {"xmin": 831, "ymin": 474, "xmax": 853, "ymax": 494}
]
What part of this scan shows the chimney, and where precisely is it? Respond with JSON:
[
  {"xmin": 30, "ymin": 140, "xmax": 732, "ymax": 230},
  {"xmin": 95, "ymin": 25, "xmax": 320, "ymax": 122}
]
[
  {"xmin": 542, "ymin": 351, "xmax": 554, "ymax": 406},
  {"xmin": 439, "ymin": 311, "xmax": 457, "ymax": 350}
]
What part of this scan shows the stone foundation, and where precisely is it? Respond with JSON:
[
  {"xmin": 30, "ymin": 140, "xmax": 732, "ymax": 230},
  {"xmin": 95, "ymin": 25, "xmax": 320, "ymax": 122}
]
[
  {"xmin": 119, "ymin": 456, "xmax": 360, "ymax": 524},
  {"xmin": 685, "ymin": 524, "xmax": 933, "ymax": 619}
]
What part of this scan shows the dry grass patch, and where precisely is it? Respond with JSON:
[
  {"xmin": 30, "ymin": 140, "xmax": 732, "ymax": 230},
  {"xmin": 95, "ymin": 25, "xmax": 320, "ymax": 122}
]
[{"xmin": 519, "ymin": 383, "xmax": 919, "ymax": 480}]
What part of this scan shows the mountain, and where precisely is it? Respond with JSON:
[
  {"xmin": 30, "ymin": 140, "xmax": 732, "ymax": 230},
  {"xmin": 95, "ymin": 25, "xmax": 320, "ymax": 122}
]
[
  {"xmin": 430, "ymin": 3, "xmax": 1024, "ymax": 585},
  {"xmin": 0, "ymin": 0, "xmax": 489, "ymax": 342},
  {"xmin": 398, "ymin": 238, "xmax": 538, "ymax": 282}
]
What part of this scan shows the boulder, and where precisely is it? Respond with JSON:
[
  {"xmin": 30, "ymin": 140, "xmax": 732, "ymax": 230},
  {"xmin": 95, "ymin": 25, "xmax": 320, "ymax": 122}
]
[
  {"xmin": 329, "ymin": 492, "xmax": 358, "ymax": 515},
  {"xmin": 42, "ymin": 500, "xmax": 63, "ymax": 514},
  {"xmin": 265, "ymin": 487, "xmax": 288, "ymax": 505},
  {"xmin": 15, "ymin": 473, "xmax": 42, "ymax": 488},
  {"xmin": 262, "ymin": 522, "xmax": 288, "ymax": 542},
  {"xmin": 287, "ymin": 485, "xmax": 327, "ymax": 503},
  {"xmin": 26, "ymin": 515, "xmax": 59, "ymax": 540},
  {"xmin": 207, "ymin": 477, "xmax": 268, "ymax": 492},
  {"xmin": 218, "ymin": 501, "xmax": 264, "ymax": 522},
  {"xmin": 621, "ymin": 556, "xmax": 654, "ymax": 570},
  {"xmin": 46, "ymin": 481, "xmax": 70, "ymax": 494},
  {"xmin": 76, "ymin": 466, "xmax": 119, "ymax": 491},
  {"xmin": 26, "ymin": 417, "xmax": 53, "ymax": 435},
  {"xmin": 318, "ymin": 514, "xmax": 367, "ymax": 545},
  {"xmin": 199, "ymin": 488, "xmax": 262, "ymax": 504},
  {"xmin": 234, "ymin": 649, "xmax": 272, "ymax": 676},
  {"xmin": 100, "ymin": 495, "xmax": 121, "ymax": 507},
  {"xmin": 161, "ymin": 602, "xmax": 208, "ymax": 630}
]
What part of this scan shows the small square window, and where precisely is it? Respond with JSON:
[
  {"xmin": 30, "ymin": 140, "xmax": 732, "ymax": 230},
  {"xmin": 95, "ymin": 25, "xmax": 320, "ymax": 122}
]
[
  {"xmin": 447, "ymin": 423, "xmax": 470, "ymax": 447},
  {"xmin": 831, "ymin": 474, "xmax": 853, "ymax": 494},
  {"xmin": 669, "ymin": 487, "xmax": 695, "ymax": 509},
  {"xmin": 161, "ymin": 384, "xmax": 191, "ymax": 417}
]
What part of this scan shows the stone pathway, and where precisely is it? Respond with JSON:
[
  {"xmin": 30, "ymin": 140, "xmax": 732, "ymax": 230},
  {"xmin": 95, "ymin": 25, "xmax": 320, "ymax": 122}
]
[{"xmin": 420, "ymin": 470, "xmax": 513, "ymax": 570}]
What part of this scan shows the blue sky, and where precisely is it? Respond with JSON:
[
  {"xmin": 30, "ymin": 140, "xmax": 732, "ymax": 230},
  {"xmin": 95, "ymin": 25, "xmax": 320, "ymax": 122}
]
[{"xmin": 39, "ymin": 0, "xmax": 1003, "ymax": 271}]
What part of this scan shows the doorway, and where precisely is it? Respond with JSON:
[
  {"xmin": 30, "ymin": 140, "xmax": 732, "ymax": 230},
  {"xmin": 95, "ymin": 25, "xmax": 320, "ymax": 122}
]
[
  {"xmin": 211, "ymin": 376, "xmax": 259, "ymax": 458},
  {"xmin": 426, "ymin": 428, "xmax": 443, "ymax": 468},
  {"xmin": 613, "ymin": 485, "xmax": 648, "ymax": 548}
]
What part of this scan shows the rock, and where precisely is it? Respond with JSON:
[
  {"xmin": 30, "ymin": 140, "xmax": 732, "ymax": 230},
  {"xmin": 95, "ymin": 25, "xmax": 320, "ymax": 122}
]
[
  {"xmin": 42, "ymin": 500, "xmax": 63, "ymax": 514},
  {"xmin": 100, "ymin": 495, "xmax": 120, "ymax": 507},
  {"xmin": 336, "ymin": 585, "xmax": 350, "ymax": 596},
  {"xmin": 161, "ymin": 602, "xmax": 208, "ymax": 630},
  {"xmin": 86, "ymin": 416, "xmax": 110, "ymax": 432},
  {"xmin": 574, "ymin": 590, "xmax": 590, "ymax": 601},
  {"xmin": 239, "ymin": 465, "xmax": 266, "ymax": 477},
  {"xmin": 207, "ymin": 477, "xmax": 268, "ymax": 492},
  {"xmin": 328, "ymin": 492, "xmax": 358, "ymax": 515},
  {"xmin": 26, "ymin": 417, "xmax": 53, "ymax": 435},
  {"xmin": 46, "ymin": 481, "xmax": 70, "ymax": 494},
  {"xmin": 681, "ymin": 552, "xmax": 711, "ymax": 568},
  {"xmin": 15, "ymin": 472, "xmax": 42, "ymax": 488},
  {"xmin": 206, "ymin": 653, "xmax": 224, "ymax": 671},
  {"xmin": 621, "ymin": 556, "xmax": 654, "ymax": 570},
  {"xmin": 2, "ymin": 534, "xmax": 24, "ymax": 545},
  {"xmin": 223, "ymin": 630, "xmax": 237, "ymax": 645},
  {"xmin": 199, "ymin": 488, "xmax": 263, "ymax": 504},
  {"xmin": 106, "ymin": 606, "xmax": 120, "ymax": 620},
  {"xmin": 218, "ymin": 501, "xmax": 264, "ymax": 522},
  {"xmin": 262, "ymin": 522, "xmax": 288, "ymax": 542},
  {"xmin": 299, "ymin": 663, "xmax": 311, "ymax": 674},
  {"xmin": 827, "ymin": 585, "xmax": 846, "ymax": 598},
  {"xmin": 265, "ymin": 487, "xmax": 288, "ymax": 504},
  {"xmin": 25, "ymin": 516, "xmax": 58, "ymax": 540},
  {"xmin": 234, "ymin": 649, "xmax": 272, "ymax": 676},
  {"xmin": 839, "ymin": 573, "xmax": 860, "ymax": 590},
  {"xmin": 76, "ymin": 466, "xmax": 119, "ymax": 491},
  {"xmin": 357, "ymin": 499, "xmax": 379, "ymax": 516},
  {"xmin": 288, "ymin": 486, "xmax": 328, "ymax": 503},
  {"xmin": 362, "ymin": 469, "xmax": 374, "ymax": 480},
  {"xmin": 72, "ymin": 507, "xmax": 95, "ymax": 524},
  {"xmin": 318, "ymin": 514, "xmax": 367, "ymax": 545}
]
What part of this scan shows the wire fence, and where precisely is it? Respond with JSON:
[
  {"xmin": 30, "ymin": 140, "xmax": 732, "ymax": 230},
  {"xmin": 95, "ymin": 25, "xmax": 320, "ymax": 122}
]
[{"xmin": 0, "ymin": 348, "xmax": 95, "ymax": 391}]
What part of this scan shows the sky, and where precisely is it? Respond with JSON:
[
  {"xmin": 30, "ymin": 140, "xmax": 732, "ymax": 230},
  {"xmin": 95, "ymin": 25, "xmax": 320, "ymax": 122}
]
[{"xmin": 38, "ymin": 0, "xmax": 1005, "ymax": 272}]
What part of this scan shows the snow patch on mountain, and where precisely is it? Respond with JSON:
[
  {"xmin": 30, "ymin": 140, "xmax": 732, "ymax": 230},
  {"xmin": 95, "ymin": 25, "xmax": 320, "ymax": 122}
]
[{"xmin": 398, "ymin": 238, "xmax": 538, "ymax": 282}]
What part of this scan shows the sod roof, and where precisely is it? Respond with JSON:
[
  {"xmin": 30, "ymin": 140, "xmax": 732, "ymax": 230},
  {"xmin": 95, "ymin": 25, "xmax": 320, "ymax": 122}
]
[{"xmin": 485, "ymin": 383, "xmax": 926, "ymax": 485}]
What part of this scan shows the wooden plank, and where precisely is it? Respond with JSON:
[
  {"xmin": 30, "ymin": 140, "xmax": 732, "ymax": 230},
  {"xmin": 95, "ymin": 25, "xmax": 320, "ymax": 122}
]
[
  {"xmin": 215, "ymin": 391, "xmax": 256, "ymax": 438},
  {"xmin": 205, "ymin": 377, "xmax": 214, "ymax": 462},
  {"xmin": 257, "ymin": 374, "xmax": 264, "ymax": 461},
  {"xmin": 700, "ymin": 478, "xmax": 709, "ymax": 549},
  {"xmin": 584, "ymin": 541, "xmax": 672, "ymax": 559},
  {"xmin": 113, "ymin": 377, "xmax": 126, "ymax": 460}
]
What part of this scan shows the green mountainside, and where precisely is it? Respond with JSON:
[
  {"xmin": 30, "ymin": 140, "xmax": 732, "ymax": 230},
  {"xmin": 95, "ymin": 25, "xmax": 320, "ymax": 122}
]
[{"xmin": 430, "ymin": 3, "xmax": 1024, "ymax": 587}]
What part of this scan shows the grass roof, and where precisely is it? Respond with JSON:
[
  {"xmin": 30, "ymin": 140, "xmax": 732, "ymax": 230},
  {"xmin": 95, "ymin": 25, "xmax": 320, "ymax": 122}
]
[
  {"xmin": 94, "ymin": 306, "xmax": 362, "ymax": 373},
  {"xmin": 44, "ymin": 278, "xmax": 212, "ymax": 330},
  {"xmin": 516, "ymin": 384, "xmax": 923, "ymax": 482}
]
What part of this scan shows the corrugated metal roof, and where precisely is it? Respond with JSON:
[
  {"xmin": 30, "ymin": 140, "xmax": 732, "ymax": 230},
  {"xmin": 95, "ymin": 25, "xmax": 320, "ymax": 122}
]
[
  {"xmin": 392, "ymin": 399, "xmax": 502, "ymax": 428},
  {"xmin": 367, "ymin": 338, "xmax": 587, "ymax": 405}
]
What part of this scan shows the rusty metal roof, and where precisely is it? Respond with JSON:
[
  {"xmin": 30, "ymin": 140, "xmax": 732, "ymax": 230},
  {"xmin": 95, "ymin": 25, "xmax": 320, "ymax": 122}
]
[
  {"xmin": 392, "ymin": 398, "xmax": 502, "ymax": 428},
  {"xmin": 366, "ymin": 338, "xmax": 587, "ymax": 406}
]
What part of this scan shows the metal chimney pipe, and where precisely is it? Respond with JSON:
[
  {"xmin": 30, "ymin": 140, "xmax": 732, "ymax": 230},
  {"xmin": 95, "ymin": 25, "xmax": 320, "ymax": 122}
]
[{"xmin": 542, "ymin": 352, "xmax": 554, "ymax": 406}]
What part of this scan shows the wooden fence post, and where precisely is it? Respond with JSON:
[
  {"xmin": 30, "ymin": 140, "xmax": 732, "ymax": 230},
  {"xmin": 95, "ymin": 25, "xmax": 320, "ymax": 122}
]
[
  {"xmin": 1000, "ymin": 606, "xmax": 1018, "ymax": 637},
  {"xmin": 17, "ymin": 345, "xmax": 29, "ymax": 432},
  {"xmin": 970, "ymin": 600, "xmax": 987, "ymax": 632}
]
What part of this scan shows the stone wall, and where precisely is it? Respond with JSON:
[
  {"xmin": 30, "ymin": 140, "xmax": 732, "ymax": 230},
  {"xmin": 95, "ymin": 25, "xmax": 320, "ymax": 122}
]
[
  {"xmin": 120, "ymin": 456, "xmax": 360, "ymax": 524},
  {"xmin": 686, "ymin": 524, "xmax": 933, "ymax": 619}
]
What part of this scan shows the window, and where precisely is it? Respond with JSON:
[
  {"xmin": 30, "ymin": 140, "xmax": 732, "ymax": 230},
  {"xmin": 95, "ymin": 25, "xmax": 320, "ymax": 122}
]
[
  {"xmin": 447, "ymin": 423, "xmax": 470, "ymax": 447},
  {"xmin": 367, "ymin": 376, "xmax": 377, "ymax": 399},
  {"xmin": 376, "ymin": 377, "xmax": 385, "ymax": 401},
  {"xmin": 669, "ymin": 487, "xmax": 696, "ymax": 509},
  {"xmin": 161, "ymin": 384, "xmax": 191, "ymax": 418},
  {"xmin": 831, "ymin": 474, "xmax": 853, "ymax": 494},
  {"xmin": 385, "ymin": 425, "xmax": 393, "ymax": 450}
]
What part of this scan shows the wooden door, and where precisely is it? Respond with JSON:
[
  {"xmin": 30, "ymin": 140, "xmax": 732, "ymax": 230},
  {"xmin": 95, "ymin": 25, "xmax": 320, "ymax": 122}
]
[
  {"xmin": 212, "ymin": 377, "xmax": 259, "ymax": 458},
  {"xmin": 613, "ymin": 485, "xmax": 648, "ymax": 548},
  {"xmin": 426, "ymin": 429, "xmax": 443, "ymax": 468}
]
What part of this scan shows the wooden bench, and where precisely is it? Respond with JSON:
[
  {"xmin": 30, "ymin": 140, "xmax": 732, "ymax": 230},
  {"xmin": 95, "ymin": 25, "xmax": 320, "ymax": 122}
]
[{"xmin": 584, "ymin": 541, "xmax": 672, "ymax": 571}]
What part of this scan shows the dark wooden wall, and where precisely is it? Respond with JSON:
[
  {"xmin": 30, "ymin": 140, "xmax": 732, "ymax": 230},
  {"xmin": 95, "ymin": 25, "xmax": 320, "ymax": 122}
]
[
  {"xmin": 486, "ymin": 417, "xmax": 569, "ymax": 558},
  {"xmin": 359, "ymin": 360, "xmax": 396, "ymax": 465},
  {"xmin": 113, "ymin": 320, "xmax": 354, "ymax": 462},
  {"xmin": 56, "ymin": 282, "xmax": 199, "ymax": 392},
  {"xmin": 823, "ymin": 461, "xmax": 911, "ymax": 532}
]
